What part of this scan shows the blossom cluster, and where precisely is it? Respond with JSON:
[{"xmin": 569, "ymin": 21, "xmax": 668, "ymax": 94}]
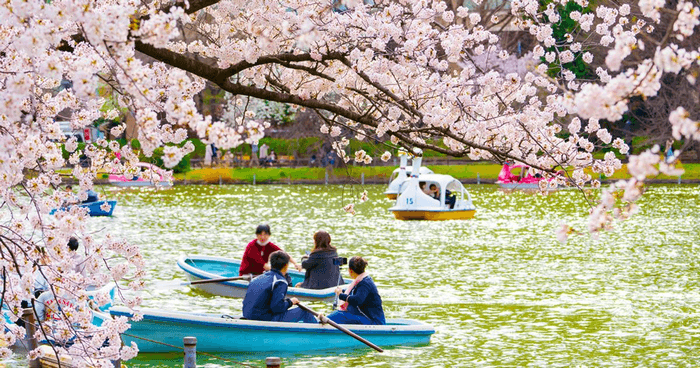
[{"xmin": 1, "ymin": 0, "xmax": 699, "ymax": 361}]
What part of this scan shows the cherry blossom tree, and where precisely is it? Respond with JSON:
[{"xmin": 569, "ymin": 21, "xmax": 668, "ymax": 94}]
[{"xmin": 1, "ymin": 0, "xmax": 698, "ymax": 363}]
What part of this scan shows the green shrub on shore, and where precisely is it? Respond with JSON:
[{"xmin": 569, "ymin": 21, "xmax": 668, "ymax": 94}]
[{"xmin": 175, "ymin": 162, "xmax": 699, "ymax": 184}]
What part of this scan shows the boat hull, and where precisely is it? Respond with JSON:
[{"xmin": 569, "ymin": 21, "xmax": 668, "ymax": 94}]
[
  {"xmin": 497, "ymin": 183, "xmax": 559, "ymax": 190},
  {"xmin": 110, "ymin": 307, "xmax": 434, "ymax": 353},
  {"xmin": 392, "ymin": 209, "xmax": 476, "ymax": 221},
  {"xmin": 385, "ymin": 193, "xmax": 398, "ymax": 200},
  {"xmin": 50, "ymin": 200, "xmax": 117, "ymax": 216},
  {"xmin": 177, "ymin": 255, "xmax": 351, "ymax": 302}
]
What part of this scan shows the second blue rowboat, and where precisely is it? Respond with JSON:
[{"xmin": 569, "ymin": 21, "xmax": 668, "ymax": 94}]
[
  {"xmin": 177, "ymin": 255, "xmax": 351, "ymax": 302},
  {"xmin": 110, "ymin": 306, "xmax": 435, "ymax": 353},
  {"xmin": 50, "ymin": 200, "xmax": 117, "ymax": 216}
]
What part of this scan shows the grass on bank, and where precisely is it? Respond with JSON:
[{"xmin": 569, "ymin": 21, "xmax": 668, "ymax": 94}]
[{"xmin": 175, "ymin": 163, "xmax": 699, "ymax": 184}]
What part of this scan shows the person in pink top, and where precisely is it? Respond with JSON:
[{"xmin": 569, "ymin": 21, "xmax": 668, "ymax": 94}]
[{"xmin": 239, "ymin": 224, "xmax": 302, "ymax": 276}]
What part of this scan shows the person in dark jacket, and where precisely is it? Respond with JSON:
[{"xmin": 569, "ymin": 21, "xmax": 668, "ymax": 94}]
[
  {"xmin": 242, "ymin": 250, "xmax": 317, "ymax": 323},
  {"xmin": 296, "ymin": 230, "xmax": 342, "ymax": 289},
  {"xmin": 327, "ymin": 256, "xmax": 385, "ymax": 325},
  {"xmin": 83, "ymin": 189, "xmax": 99, "ymax": 203}
]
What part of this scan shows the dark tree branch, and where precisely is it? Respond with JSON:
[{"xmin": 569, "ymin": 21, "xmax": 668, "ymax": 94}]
[
  {"xmin": 222, "ymin": 52, "xmax": 346, "ymax": 79},
  {"xmin": 160, "ymin": 0, "xmax": 222, "ymax": 14}
]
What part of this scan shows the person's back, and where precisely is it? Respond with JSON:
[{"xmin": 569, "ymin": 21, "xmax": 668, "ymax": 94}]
[
  {"xmin": 34, "ymin": 290, "xmax": 79, "ymax": 322},
  {"xmin": 242, "ymin": 269, "xmax": 290, "ymax": 321},
  {"xmin": 84, "ymin": 189, "xmax": 99, "ymax": 203},
  {"xmin": 242, "ymin": 250, "xmax": 316, "ymax": 323},
  {"xmin": 300, "ymin": 249, "xmax": 341, "ymax": 289},
  {"xmin": 345, "ymin": 276, "xmax": 385, "ymax": 325},
  {"xmin": 68, "ymin": 237, "xmax": 87, "ymax": 276}
]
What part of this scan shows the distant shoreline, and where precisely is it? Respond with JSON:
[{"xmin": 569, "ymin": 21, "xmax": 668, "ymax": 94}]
[{"xmin": 72, "ymin": 162, "xmax": 700, "ymax": 186}]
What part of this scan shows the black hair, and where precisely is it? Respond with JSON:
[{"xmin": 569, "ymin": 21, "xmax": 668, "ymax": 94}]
[
  {"xmin": 66, "ymin": 185, "xmax": 72, "ymax": 190},
  {"xmin": 269, "ymin": 250, "xmax": 290, "ymax": 271},
  {"xmin": 255, "ymin": 224, "xmax": 271, "ymax": 235},
  {"xmin": 348, "ymin": 256, "xmax": 367, "ymax": 274},
  {"xmin": 68, "ymin": 237, "xmax": 79, "ymax": 251}
]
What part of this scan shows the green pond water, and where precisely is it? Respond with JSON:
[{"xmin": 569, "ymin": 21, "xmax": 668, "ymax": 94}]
[{"xmin": 9, "ymin": 184, "xmax": 700, "ymax": 367}]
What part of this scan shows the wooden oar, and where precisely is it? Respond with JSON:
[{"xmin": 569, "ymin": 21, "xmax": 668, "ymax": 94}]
[
  {"xmin": 154, "ymin": 275, "xmax": 254, "ymax": 290},
  {"xmin": 297, "ymin": 303, "xmax": 384, "ymax": 353}
]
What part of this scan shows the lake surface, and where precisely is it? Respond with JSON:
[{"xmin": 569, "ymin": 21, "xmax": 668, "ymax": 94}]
[{"xmin": 12, "ymin": 183, "xmax": 700, "ymax": 367}]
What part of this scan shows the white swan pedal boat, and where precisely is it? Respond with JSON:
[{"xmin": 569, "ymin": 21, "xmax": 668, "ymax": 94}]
[
  {"xmin": 389, "ymin": 173, "xmax": 476, "ymax": 220},
  {"xmin": 384, "ymin": 151, "xmax": 434, "ymax": 199}
]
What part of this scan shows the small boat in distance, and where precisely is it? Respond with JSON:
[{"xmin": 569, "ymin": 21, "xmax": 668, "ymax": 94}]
[
  {"xmin": 496, "ymin": 163, "xmax": 559, "ymax": 190},
  {"xmin": 177, "ymin": 255, "xmax": 351, "ymax": 302},
  {"xmin": 50, "ymin": 200, "xmax": 117, "ymax": 216},
  {"xmin": 384, "ymin": 149, "xmax": 434, "ymax": 199},
  {"xmin": 389, "ymin": 153, "xmax": 476, "ymax": 220},
  {"xmin": 110, "ymin": 306, "xmax": 435, "ymax": 353},
  {"xmin": 108, "ymin": 162, "xmax": 172, "ymax": 187}
]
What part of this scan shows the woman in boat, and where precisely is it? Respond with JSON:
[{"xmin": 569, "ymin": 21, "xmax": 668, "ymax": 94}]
[
  {"xmin": 327, "ymin": 256, "xmax": 385, "ymax": 325},
  {"xmin": 295, "ymin": 230, "xmax": 341, "ymax": 289},
  {"xmin": 419, "ymin": 182, "xmax": 432, "ymax": 196},
  {"xmin": 239, "ymin": 224, "xmax": 302, "ymax": 276}
]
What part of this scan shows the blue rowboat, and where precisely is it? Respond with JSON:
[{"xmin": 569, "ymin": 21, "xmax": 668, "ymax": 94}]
[
  {"xmin": 50, "ymin": 200, "xmax": 117, "ymax": 216},
  {"xmin": 110, "ymin": 306, "xmax": 435, "ymax": 353},
  {"xmin": 177, "ymin": 255, "xmax": 351, "ymax": 302}
]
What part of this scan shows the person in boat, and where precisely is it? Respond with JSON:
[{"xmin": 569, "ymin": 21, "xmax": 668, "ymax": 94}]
[
  {"xmin": 68, "ymin": 237, "xmax": 88, "ymax": 276},
  {"xmin": 242, "ymin": 250, "xmax": 317, "ymax": 323},
  {"xmin": 34, "ymin": 289, "xmax": 80, "ymax": 322},
  {"xmin": 429, "ymin": 184, "xmax": 440, "ymax": 200},
  {"xmin": 295, "ymin": 230, "xmax": 342, "ymax": 289},
  {"xmin": 83, "ymin": 189, "xmax": 99, "ymax": 203},
  {"xmin": 419, "ymin": 182, "xmax": 432, "ymax": 196},
  {"xmin": 62, "ymin": 185, "xmax": 79, "ymax": 207},
  {"xmin": 239, "ymin": 224, "xmax": 301, "ymax": 276},
  {"xmin": 327, "ymin": 256, "xmax": 385, "ymax": 325},
  {"xmin": 444, "ymin": 189, "xmax": 456, "ymax": 209}
]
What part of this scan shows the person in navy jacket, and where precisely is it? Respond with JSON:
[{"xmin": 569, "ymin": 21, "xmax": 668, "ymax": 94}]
[
  {"xmin": 327, "ymin": 256, "xmax": 386, "ymax": 325},
  {"xmin": 242, "ymin": 250, "xmax": 317, "ymax": 323}
]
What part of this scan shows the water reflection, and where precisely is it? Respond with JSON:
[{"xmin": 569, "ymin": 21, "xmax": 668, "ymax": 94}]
[{"xmin": 75, "ymin": 184, "xmax": 700, "ymax": 367}]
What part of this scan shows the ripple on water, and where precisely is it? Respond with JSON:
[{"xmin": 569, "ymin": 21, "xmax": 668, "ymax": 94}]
[{"xmin": 71, "ymin": 184, "xmax": 700, "ymax": 367}]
